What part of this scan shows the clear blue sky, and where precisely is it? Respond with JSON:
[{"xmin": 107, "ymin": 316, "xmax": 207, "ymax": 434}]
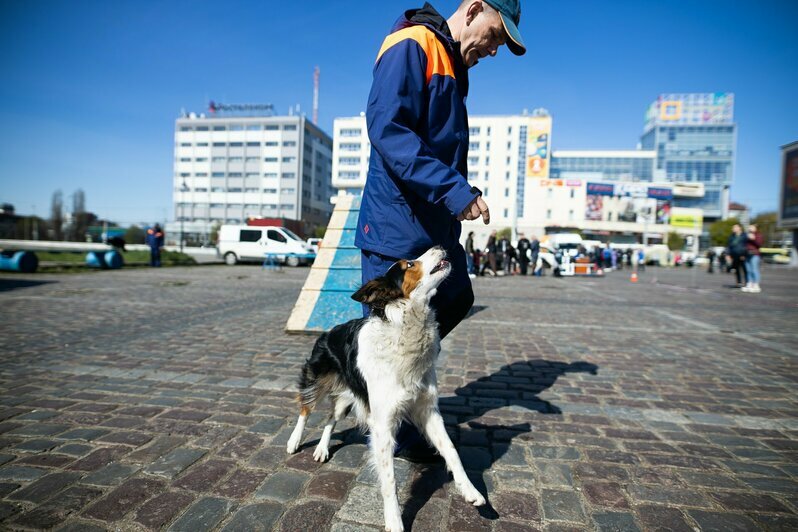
[{"xmin": 2, "ymin": 0, "xmax": 796, "ymax": 225}]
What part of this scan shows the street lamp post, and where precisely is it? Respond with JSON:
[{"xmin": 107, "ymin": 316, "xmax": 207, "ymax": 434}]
[{"xmin": 180, "ymin": 180, "xmax": 189, "ymax": 252}]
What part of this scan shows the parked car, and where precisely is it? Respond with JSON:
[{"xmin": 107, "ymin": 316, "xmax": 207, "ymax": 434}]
[
  {"xmin": 306, "ymin": 238, "xmax": 322, "ymax": 254},
  {"xmin": 217, "ymin": 225, "xmax": 315, "ymax": 266}
]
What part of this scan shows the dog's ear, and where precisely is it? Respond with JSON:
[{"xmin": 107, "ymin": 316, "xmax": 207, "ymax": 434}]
[{"xmin": 351, "ymin": 277, "xmax": 403, "ymax": 306}]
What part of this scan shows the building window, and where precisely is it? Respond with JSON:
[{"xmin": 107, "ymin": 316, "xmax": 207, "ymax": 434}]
[
  {"xmin": 228, "ymin": 187, "xmax": 242, "ymax": 192},
  {"xmin": 484, "ymin": 187, "xmax": 489, "ymax": 197},
  {"xmin": 570, "ymin": 189, "xmax": 575, "ymax": 198},
  {"xmin": 195, "ymin": 187, "xmax": 208, "ymax": 192},
  {"xmin": 547, "ymin": 188, "xmax": 553, "ymax": 198},
  {"xmin": 212, "ymin": 142, "xmax": 225, "ymax": 147},
  {"xmin": 180, "ymin": 142, "xmax": 191, "ymax": 147},
  {"xmin": 340, "ymin": 128, "xmax": 361, "ymax": 137},
  {"xmin": 282, "ymin": 172, "xmax": 296, "ymax": 178},
  {"xmin": 212, "ymin": 172, "xmax": 224, "ymax": 177},
  {"xmin": 196, "ymin": 126, "xmax": 209, "ymax": 131},
  {"xmin": 283, "ymin": 125, "xmax": 297, "ymax": 131},
  {"xmin": 468, "ymin": 157, "xmax": 479, "ymax": 166},
  {"xmin": 265, "ymin": 125, "xmax": 279, "ymax": 130},
  {"xmin": 195, "ymin": 157, "xmax": 208, "ymax": 162},
  {"xmin": 228, "ymin": 172, "xmax": 242, "ymax": 177},
  {"xmin": 212, "ymin": 156, "xmax": 225, "ymax": 162},
  {"xmin": 245, "ymin": 156, "xmax": 259, "ymax": 162},
  {"xmin": 504, "ymin": 188, "xmax": 509, "ymax": 197},
  {"xmin": 197, "ymin": 142, "xmax": 208, "ymax": 147},
  {"xmin": 283, "ymin": 188, "xmax": 296, "ymax": 193},
  {"xmin": 244, "ymin": 187, "xmax": 258, "ymax": 192},
  {"xmin": 469, "ymin": 142, "xmax": 480, "ymax": 151},
  {"xmin": 228, "ymin": 157, "xmax": 243, "ymax": 162},
  {"xmin": 246, "ymin": 141, "xmax": 260, "ymax": 147},
  {"xmin": 282, "ymin": 156, "xmax": 296, "ymax": 163},
  {"xmin": 469, "ymin": 127, "xmax": 480, "ymax": 136},
  {"xmin": 280, "ymin": 203, "xmax": 294, "ymax": 209},
  {"xmin": 263, "ymin": 188, "xmax": 277, "ymax": 193},
  {"xmin": 339, "ymin": 157, "xmax": 360, "ymax": 166},
  {"xmin": 211, "ymin": 187, "xmax": 225, "ymax": 192},
  {"xmin": 340, "ymin": 143, "xmax": 361, "ymax": 151},
  {"xmin": 503, "ymin": 208, "xmax": 508, "ymax": 217},
  {"xmin": 213, "ymin": 126, "xmax": 226, "ymax": 131},
  {"xmin": 195, "ymin": 172, "xmax": 208, "ymax": 177},
  {"xmin": 263, "ymin": 172, "xmax": 277, "ymax": 178},
  {"xmin": 546, "ymin": 209, "xmax": 552, "ymax": 219},
  {"xmin": 283, "ymin": 141, "xmax": 297, "ymax": 147},
  {"xmin": 246, "ymin": 125, "xmax": 261, "ymax": 131},
  {"xmin": 264, "ymin": 157, "xmax": 278, "ymax": 162},
  {"xmin": 568, "ymin": 209, "xmax": 574, "ymax": 221},
  {"xmin": 265, "ymin": 141, "xmax": 278, "ymax": 146},
  {"xmin": 229, "ymin": 142, "xmax": 243, "ymax": 147},
  {"xmin": 179, "ymin": 157, "xmax": 191, "ymax": 162}
]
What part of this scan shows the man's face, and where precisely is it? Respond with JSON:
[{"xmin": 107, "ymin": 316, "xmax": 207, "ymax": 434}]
[{"xmin": 460, "ymin": 2, "xmax": 507, "ymax": 68}]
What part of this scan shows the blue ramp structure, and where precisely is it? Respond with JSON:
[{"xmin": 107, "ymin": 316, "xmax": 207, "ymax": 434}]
[{"xmin": 286, "ymin": 195, "xmax": 363, "ymax": 333}]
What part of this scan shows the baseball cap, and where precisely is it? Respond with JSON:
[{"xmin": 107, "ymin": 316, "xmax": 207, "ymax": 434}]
[{"xmin": 483, "ymin": 0, "xmax": 526, "ymax": 56}]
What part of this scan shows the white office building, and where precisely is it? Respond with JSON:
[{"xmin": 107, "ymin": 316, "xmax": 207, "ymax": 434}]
[{"xmin": 170, "ymin": 111, "xmax": 334, "ymax": 244}]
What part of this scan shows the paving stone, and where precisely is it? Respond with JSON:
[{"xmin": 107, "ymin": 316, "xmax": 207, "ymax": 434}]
[
  {"xmin": 214, "ymin": 468, "xmax": 268, "ymax": 499},
  {"xmin": 328, "ymin": 443, "xmax": 367, "ymax": 469},
  {"xmin": 0, "ymin": 482, "xmax": 20, "ymax": 497},
  {"xmin": 134, "ymin": 490, "xmax": 195, "ymax": 529},
  {"xmin": 123, "ymin": 433, "xmax": 182, "ymax": 464},
  {"xmin": 96, "ymin": 430, "xmax": 153, "ymax": 446},
  {"xmin": 217, "ymin": 432, "xmax": 263, "ymax": 460},
  {"xmin": 255, "ymin": 469, "xmax": 310, "ymax": 502},
  {"xmin": 67, "ymin": 446, "xmax": 128, "ymax": 471},
  {"xmin": 55, "ymin": 442, "xmax": 94, "ymax": 456},
  {"xmin": 687, "ymin": 510, "xmax": 760, "ymax": 531},
  {"xmin": 306, "ymin": 470, "xmax": 356, "ymax": 500},
  {"xmin": 57, "ymin": 427, "xmax": 111, "ymax": 441},
  {"xmin": 13, "ymin": 485, "xmax": 103, "ymax": 529},
  {"xmin": 582, "ymin": 482, "xmax": 629, "ymax": 508},
  {"xmin": 0, "ymin": 500, "xmax": 23, "ymax": 521},
  {"xmin": 541, "ymin": 489, "xmax": 586, "ymax": 522},
  {"xmin": 83, "ymin": 477, "xmax": 165, "ymax": 521},
  {"xmin": 0, "ymin": 465, "xmax": 47, "ymax": 481},
  {"xmin": 247, "ymin": 417, "xmax": 285, "ymax": 434},
  {"xmin": 146, "ymin": 447, "xmax": 206, "ymax": 478},
  {"xmin": 492, "ymin": 468, "xmax": 537, "ymax": 492},
  {"xmin": 278, "ymin": 500, "xmax": 337, "ymax": 531},
  {"xmin": 7, "ymin": 423, "xmax": 71, "ymax": 437},
  {"xmin": 335, "ymin": 484, "xmax": 386, "ymax": 527},
  {"xmin": 55, "ymin": 520, "xmax": 108, "ymax": 532},
  {"xmin": 536, "ymin": 461, "xmax": 574, "ymax": 488},
  {"xmin": 167, "ymin": 496, "xmax": 234, "ymax": 532},
  {"xmin": 174, "ymin": 458, "xmax": 234, "ymax": 491},
  {"xmin": 493, "ymin": 491, "xmax": 540, "ymax": 521},
  {"xmin": 81, "ymin": 462, "xmax": 140, "ymax": 486},
  {"xmin": 711, "ymin": 491, "xmax": 792, "ymax": 513},
  {"xmin": 634, "ymin": 505, "xmax": 694, "ymax": 532},
  {"xmin": 530, "ymin": 445, "xmax": 580, "ymax": 460},
  {"xmin": 593, "ymin": 511, "xmax": 641, "ymax": 532},
  {"xmin": 8, "ymin": 471, "xmax": 81, "ymax": 503},
  {"xmin": 13, "ymin": 438, "xmax": 60, "ymax": 452}
]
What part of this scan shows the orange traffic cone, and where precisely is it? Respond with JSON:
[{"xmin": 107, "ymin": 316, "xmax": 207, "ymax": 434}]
[{"xmin": 630, "ymin": 272, "xmax": 638, "ymax": 283}]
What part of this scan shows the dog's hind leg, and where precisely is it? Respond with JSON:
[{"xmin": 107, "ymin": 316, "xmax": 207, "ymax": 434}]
[
  {"xmin": 286, "ymin": 403, "xmax": 310, "ymax": 454},
  {"xmin": 313, "ymin": 393, "xmax": 353, "ymax": 462},
  {"xmin": 415, "ymin": 405, "xmax": 486, "ymax": 506}
]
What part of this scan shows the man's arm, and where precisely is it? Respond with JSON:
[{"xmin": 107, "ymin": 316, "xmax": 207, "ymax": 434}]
[{"xmin": 366, "ymin": 38, "xmax": 488, "ymax": 224}]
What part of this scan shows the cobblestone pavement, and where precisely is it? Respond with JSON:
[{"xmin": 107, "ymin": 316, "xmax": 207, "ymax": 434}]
[{"xmin": 0, "ymin": 263, "xmax": 796, "ymax": 531}]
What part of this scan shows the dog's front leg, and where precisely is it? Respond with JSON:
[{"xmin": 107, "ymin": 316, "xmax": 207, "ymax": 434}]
[
  {"xmin": 369, "ymin": 411, "xmax": 403, "ymax": 532},
  {"xmin": 418, "ymin": 408, "xmax": 486, "ymax": 506}
]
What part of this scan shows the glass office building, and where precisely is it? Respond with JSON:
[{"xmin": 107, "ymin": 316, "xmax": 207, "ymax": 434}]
[
  {"xmin": 639, "ymin": 93, "xmax": 736, "ymax": 219},
  {"xmin": 551, "ymin": 151, "xmax": 655, "ymax": 182}
]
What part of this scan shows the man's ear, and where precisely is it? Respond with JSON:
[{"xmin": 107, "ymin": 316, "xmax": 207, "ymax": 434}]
[
  {"xmin": 351, "ymin": 277, "xmax": 403, "ymax": 305},
  {"xmin": 465, "ymin": 0, "xmax": 484, "ymax": 25}
]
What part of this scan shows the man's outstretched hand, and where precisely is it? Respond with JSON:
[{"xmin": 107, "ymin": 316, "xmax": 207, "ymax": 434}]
[{"xmin": 458, "ymin": 195, "xmax": 491, "ymax": 224}]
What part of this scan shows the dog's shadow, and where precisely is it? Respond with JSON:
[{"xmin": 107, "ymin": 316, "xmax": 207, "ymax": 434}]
[{"xmin": 401, "ymin": 359, "xmax": 598, "ymax": 529}]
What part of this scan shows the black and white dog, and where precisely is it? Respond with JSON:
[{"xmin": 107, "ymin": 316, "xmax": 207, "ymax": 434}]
[{"xmin": 286, "ymin": 246, "xmax": 485, "ymax": 531}]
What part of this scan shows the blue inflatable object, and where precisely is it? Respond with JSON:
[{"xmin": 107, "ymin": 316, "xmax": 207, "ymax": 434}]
[
  {"xmin": 85, "ymin": 251, "xmax": 105, "ymax": 268},
  {"xmin": 104, "ymin": 250, "xmax": 123, "ymax": 269},
  {"xmin": 86, "ymin": 250, "xmax": 124, "ymax": 269},
  {"xmin": 0, "ymin": 251, "xmax": 39, "ymax": 273}
]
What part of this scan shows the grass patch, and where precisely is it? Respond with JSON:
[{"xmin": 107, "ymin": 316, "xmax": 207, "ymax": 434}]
[{"xmin": 36, "ymin": 249, "xmax": 197, "ymax": 269}]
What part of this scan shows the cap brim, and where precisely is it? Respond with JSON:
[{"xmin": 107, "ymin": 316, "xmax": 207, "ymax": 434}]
[{"xmin": 498, "ymin": 12, "xmax": 526, "ymax": 56}]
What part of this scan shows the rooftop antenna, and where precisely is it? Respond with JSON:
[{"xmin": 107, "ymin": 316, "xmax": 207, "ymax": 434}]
[{"xmin": 313, "ymin": 66, "xmax": 320, "ymax": 125}]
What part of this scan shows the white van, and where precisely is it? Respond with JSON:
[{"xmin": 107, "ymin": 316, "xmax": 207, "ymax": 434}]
[{"xmin": 217, "ymin": 225, "xmax": 315, "ymax": 266}]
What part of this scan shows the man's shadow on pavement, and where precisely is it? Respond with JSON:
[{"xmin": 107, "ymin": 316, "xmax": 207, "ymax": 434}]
[{"xmin": 401, "ymin": 359, "xmax": 599, "ymax": 530}]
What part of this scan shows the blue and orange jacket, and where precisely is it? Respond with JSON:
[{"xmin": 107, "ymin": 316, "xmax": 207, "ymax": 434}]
[
  {"xmin": 146, "ymin": 227, "xmax": 164, "ymax": 249},
  {"xmin": 355, "ymin": 3, "xmax": 478, "ymax": 259}
]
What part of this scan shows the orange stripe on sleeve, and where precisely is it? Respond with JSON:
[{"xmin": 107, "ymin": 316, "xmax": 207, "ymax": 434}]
[{"xmin": 376, "ymin": 26, "xmax": 455, "ymax": 83}]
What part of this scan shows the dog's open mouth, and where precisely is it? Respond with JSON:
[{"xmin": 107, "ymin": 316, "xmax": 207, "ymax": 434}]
[{"xmin": 430, "ymin": 259, "xmax": 449, "ymax": 274}]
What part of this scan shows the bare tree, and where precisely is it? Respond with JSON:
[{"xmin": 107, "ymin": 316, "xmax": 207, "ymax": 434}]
[
  {"xmin": 72, "ymin": 189, "xmax": 88, "ymax": 241},
  {"xmin": 50, "ymin": 190, "xmax": 63, "ymax": 240}
]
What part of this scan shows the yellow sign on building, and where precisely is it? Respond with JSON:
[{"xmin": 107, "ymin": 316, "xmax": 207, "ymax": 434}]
[
  {"xmin": 670, "ymin": 207, "xmax": 703, "ymax": 229},
  {"xmin": 526, "ymin": 116, "xmax": 552, "ymax": 179}
]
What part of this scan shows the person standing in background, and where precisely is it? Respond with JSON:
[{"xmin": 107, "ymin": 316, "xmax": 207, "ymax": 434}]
[
  {"xmin": 742, "ymin": 224, "xmax": 763, "ymax": 293},
  {"xmin": 516, "ymin": 232, "xmax": 531, "ymax": 275},
  {"xmin": 465, "ymin": 231, "xmax": 477, "ymax": 278},
  {"xmin": 726, "ymin": 223, "xmax": 747, "ymax": 287},
  {"xmin": 145, "ymin": 224, "xmax": 164, "ymax": 267}
]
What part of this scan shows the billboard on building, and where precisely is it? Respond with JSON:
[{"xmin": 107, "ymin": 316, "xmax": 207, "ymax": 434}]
[
  {"xmin": 779, "ymin": 141, "xmax": 798, "ymax": 229},
  {"xmin": 526, "ymin": 116, "xmax": 552, "ymax": 179},
  {"xmin": 644, "ymin": 93, "xmax": 734, "ymax": 131},
  {"xmin": 670, "ymin": 207, "xmax": 704, "ymax": 230},
  {"xmin": 585, "ymin": 182, "xmax": 673, "ymax": 225}
]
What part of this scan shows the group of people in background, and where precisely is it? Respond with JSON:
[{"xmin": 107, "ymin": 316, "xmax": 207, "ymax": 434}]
[
  {"xmin": 723, "ymin": 223, "xmax": 763, "ymax": 293},
  {"xmin": 465, "ymin": 230, "xmax": 541, "ymax": 278}
]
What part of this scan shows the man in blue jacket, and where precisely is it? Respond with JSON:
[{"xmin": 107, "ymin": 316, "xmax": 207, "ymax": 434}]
[{"xmin": 356, "ymin": 0, "xmax": 526, "ymax": 461}]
